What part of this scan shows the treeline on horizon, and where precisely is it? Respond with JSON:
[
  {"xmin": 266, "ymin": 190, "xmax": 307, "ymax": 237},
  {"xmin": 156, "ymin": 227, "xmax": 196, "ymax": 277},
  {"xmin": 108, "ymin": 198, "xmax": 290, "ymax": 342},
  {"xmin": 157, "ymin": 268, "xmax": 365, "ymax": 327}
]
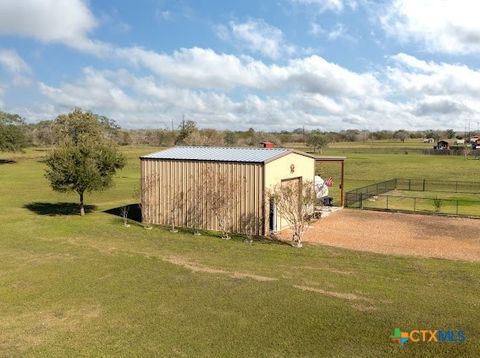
[{"xmin": 0, "ymin": 109, "xmax": 473, "ymax": 152}]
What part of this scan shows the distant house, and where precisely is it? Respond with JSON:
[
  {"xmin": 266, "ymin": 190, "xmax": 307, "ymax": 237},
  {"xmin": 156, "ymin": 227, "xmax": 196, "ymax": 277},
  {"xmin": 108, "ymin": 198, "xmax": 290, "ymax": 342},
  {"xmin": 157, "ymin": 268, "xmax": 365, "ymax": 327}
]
[
  {"xmin": 435, "ymin": 140, "xmax": 450, "ymax": 150},
  {"xmin": 455, "ymin": 139, "xmax": 465, "ymax": 145},
  {"xmin": 423, "ymin": 138, "xmax": 434, "ymax": 143},
  {"xmin": 260, "ymin": 141, "xmax": 274, "ymax": 148},
  {"xmin": 470, "ymin": 136, "xmax": 480, "ymax": 144}
]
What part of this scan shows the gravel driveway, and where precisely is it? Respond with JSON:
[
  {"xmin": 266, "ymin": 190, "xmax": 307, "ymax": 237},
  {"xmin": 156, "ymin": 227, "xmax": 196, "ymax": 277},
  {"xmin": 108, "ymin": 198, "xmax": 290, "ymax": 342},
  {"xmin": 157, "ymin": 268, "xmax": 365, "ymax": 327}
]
[{"xmin": 300, "ymin": 209, "xmax": 480, "ymax": 262}]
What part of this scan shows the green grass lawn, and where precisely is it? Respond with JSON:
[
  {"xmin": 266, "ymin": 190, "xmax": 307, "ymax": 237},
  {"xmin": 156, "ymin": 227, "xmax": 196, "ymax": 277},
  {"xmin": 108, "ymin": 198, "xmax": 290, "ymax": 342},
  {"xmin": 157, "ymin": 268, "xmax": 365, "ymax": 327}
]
[
  {"xmin": 0, "ymin": 145, "xmax": 479, "ymax": 356},
  {"xmin": 313, "ymin": 142, "xmax": 480, "ymax": 204}
]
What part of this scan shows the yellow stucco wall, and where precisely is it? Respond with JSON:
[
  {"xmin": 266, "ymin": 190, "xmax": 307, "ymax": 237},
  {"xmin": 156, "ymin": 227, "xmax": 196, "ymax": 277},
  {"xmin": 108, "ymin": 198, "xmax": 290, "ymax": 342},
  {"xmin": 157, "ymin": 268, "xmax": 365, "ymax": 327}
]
[{"xmin": 264, "ymin": 152, "xmax": 315, "ymax": 231}]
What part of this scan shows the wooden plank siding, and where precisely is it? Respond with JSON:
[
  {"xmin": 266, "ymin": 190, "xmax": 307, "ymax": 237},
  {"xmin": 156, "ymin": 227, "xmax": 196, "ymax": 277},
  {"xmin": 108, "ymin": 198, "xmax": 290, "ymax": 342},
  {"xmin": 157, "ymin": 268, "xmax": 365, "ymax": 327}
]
[{"xmin": 141, "ymin": 159, "xmax": 265, "ymax": 236}]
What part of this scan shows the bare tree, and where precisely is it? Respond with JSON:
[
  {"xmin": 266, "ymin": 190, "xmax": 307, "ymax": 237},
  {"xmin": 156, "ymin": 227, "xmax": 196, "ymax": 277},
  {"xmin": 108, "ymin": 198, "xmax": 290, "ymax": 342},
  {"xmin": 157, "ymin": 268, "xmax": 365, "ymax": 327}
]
[
  {"xmin": 169, "ymin": 190, "xmax": 185, "ymax": 233},
  {"xmin": 268, "ymin": 179, "xmax": 316, "ymax": 248},
  {"xmin": 187, "ymin": 177, "xmax": 205, "ymax": 235},
  {"xmin": 134, "ymin": 172, "xmax": 159, "ymax": 229},
  {"xmin": 120, "ymin": 206, "xmax": 130, "ymax": 227},
  {"xmin": 240, "ymin": 213, "xmax": 262, "ymax": 243},
  {"xmin": 202, "ymin": 167, "xmax": 239, "ymax": 240}
]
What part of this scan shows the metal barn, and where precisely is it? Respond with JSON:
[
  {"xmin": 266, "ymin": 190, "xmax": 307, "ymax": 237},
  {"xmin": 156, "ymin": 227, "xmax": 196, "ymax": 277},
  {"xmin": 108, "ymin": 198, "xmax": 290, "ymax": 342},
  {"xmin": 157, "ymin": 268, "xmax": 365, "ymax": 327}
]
[{"xmin": 140, "ymin": 146, "xmax": 343, "ymax": 236}]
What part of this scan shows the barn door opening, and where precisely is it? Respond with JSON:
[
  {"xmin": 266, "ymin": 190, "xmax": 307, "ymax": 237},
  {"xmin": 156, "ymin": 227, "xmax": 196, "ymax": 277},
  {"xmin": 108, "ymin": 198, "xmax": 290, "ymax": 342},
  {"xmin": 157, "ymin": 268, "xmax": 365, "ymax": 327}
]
[
  {"xmin": 280, "ymin": 177, "xmax": 302, "ymax": 230},
  {"xmin": 269, "ymin": 197, "xmax": 277, "ymax": 232}
]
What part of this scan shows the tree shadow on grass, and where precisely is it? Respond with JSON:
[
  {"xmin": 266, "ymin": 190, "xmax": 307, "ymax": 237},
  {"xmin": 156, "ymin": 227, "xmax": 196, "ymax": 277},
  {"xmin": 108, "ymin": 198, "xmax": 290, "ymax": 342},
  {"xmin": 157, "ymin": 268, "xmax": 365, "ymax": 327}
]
[
  {"xmin": 0, "ymin": 159, "xmax": 16, "ymax": 165},
  {"xmin": 24, "ymin": 202, "xmax": 96, "ymax": 216},
  {"xmin": 104, "ymin": 203, "xmax": 142, "ymax": 222}
]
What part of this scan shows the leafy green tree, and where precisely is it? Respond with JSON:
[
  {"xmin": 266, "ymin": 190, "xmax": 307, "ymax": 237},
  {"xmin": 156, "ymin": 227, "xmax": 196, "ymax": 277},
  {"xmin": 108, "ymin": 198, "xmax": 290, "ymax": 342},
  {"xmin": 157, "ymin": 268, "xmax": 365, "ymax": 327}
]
[
  {"xmin": 45, "ymin": 109, "xmax": 126, "ymax": 215},
  {"xmin": 0, "ymin": 111, "xmax": 27, "ymax": 151},
  {"xmin": 306, "ymin": 131, "xmax": 329, "ymax": 153}
]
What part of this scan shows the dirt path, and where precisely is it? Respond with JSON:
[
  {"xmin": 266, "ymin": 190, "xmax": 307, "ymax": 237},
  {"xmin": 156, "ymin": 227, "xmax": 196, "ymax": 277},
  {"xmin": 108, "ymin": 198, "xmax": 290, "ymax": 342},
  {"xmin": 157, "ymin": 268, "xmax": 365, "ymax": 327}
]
[{"xmin": 298, "ymin": 209, "xmax": 480, "ymax": 262}]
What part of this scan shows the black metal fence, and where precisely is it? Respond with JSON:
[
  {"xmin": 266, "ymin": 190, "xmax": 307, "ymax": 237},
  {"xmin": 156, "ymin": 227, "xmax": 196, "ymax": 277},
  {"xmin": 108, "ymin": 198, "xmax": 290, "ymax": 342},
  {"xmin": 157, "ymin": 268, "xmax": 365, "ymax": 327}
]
[
  {"xmin": 423, "ymin": 148, "xmax": 480, "ymax": 156},
  {"xmin": 395, "ymin": 178, "xmax": 480, "ymax": 193},
  {"xmin": 361, "ymin": 195, "xmax": 480, "ymax": 217},
  {"xmin": 344, "ymin": 179, "xmax": 396, "ymax": 208},
  {"xmin": 345, "ymin": 178, "xmax": 480, "ymax": 217}
]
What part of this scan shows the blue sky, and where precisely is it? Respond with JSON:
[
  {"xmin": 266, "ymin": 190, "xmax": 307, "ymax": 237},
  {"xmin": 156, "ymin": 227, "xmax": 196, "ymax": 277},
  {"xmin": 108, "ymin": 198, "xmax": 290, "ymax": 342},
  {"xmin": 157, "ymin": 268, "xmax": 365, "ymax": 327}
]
[{"xmin": 1, "ymin": 0, "xmax": 480, "ymax": 131}]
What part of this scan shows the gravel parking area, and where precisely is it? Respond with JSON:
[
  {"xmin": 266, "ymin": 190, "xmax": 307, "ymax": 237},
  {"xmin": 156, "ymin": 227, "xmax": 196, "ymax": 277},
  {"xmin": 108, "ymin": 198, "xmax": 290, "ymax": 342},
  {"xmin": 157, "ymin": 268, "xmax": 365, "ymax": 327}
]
[{"xmin": 301, "ymin": 209, "xmax": 480, "ymax": 262}]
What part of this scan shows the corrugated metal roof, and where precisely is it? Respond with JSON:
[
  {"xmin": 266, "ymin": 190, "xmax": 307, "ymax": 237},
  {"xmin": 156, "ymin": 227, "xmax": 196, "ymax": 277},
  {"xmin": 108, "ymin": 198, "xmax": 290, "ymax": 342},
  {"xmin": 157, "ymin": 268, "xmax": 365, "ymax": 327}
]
[{"xmin": 141, "ymin": 146, "xmax": 292, "ymax": 163}]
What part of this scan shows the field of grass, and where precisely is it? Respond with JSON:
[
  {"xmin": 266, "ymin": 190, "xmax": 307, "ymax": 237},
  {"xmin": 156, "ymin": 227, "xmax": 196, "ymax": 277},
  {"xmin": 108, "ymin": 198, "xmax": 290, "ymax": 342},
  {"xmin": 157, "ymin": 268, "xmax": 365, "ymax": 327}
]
[
  {"xmin": 311, "ymin": 141, "xmax": 480, "ymax": 205},
  {"xmin": 0, "ymin": 144, "xmax": 480, "ymax": 356}
]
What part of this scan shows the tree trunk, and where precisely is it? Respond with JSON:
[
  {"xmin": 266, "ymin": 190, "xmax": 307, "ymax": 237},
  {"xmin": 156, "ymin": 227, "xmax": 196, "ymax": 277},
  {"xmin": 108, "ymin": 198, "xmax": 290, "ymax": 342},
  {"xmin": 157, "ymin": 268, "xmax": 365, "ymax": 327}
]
[{"xmin": 79, "ymin": 192, "xmax": 85, "ymax": 216}]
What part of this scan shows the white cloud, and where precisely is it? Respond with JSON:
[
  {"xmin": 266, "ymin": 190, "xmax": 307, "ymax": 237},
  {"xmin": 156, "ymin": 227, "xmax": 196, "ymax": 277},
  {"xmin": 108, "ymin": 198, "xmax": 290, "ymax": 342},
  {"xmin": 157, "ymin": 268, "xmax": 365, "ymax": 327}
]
[
  {"xmin": 309, "ymin": 22, "xmax": 325, "ymax": 36},
  {"xmin": 291, "ymin": 0, "xmax": 357, "ymax": 13},
  {"xmin": 115, "ymin": 47, "xmax": 380, "ymax": 97},
  {"xmin": 39, "ymin": 67, "xmax": 138, "ymax": 112},
  {"xmin": 0, "ymin": 49, "xmax": 32, "ymax": 87},
  {"xmin": 155, "ymin": 10, "xmax": 172, "ymax": 21},
  {"xmin": 389, "ymin": 53, "xmax": 480, "ymax": 97},
  {"xmin": 0, "ymin": 0, "xmax": 107, "ymax": 54},
  {"xmin": 412, "ymin": 96, "xmax": 471, "ymax": 117},
  {"xmin": 327, "ymin": 23, "xmax": 348, "ymax": 40},
  {"xmin": 2, "ymin": 0, "xmax": 480, "ymax": 130},
  {"xmin": 216, "ymin": 19, "xmax": 295, "ymax": 60},
  {"xmin": 385, "ymin": 53, "xmax": 480, "ymax": 128},
  {"xmin": 35, "ymin": 55, "xmax": 480, "ymax": 131},
  {"xmin": 32, "ymin": 65, "xmax": 398, "ymax": 130},
  {"xmin": 309, "ymin": 22, "xmax": 352, "ymax": 41},
  {"xmin": 380, "ymin": 0, "xmax": 480, "ymax": 54},
  {"xmin": 0, "ymin": 49, "xmax": 30, "ymax": 74}
]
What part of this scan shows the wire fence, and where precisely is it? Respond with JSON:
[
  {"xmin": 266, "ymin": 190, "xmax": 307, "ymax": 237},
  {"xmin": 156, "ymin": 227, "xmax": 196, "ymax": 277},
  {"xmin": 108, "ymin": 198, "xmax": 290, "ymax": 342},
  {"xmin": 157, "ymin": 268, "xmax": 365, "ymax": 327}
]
[
  {"xmin": 345, "ymin": 179, "xmax": 396, "ymax": 208},
  {"xmin": 396, "ymin": 178, "xmax": 480, "ymax": 193},
  {"xmin": 361, "ymin": 195, "xmax": 480, "ymax": 217},
  {"xmin": 345, "ymin": 178, "xmax": 480, "ymax": 218}
]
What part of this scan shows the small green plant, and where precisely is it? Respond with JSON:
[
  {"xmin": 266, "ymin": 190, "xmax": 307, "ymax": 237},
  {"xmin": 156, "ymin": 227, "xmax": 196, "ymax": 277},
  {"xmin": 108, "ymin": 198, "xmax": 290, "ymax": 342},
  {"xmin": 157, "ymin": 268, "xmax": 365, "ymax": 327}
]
[{"xmin": 432, "ymin": 197, "xmax": 442, "ymax": 213}]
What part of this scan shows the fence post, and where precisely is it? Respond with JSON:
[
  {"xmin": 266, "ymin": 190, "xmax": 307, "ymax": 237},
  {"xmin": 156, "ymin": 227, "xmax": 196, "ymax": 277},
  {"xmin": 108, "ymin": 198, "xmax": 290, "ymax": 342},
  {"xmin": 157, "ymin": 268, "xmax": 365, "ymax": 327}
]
[
  {"xmin": 456, "ymin": 200, "xmax": 459, "ymax": 215},
  {"xmin": 414, "ymin": 197, "xmax": 416, "ymax": 212},
  {"xmin": 360, "ymin": 193, "xmax": 363, "ymax": 209},
  {"xmin": 423, "ymin": 179, "xmax": 426, "ymax": 192},
  {"xmin": 455, "ymin": 181, "xmax": 458, "ymax": 193},
  {"xmin": 408, "ymin": 179, "xmax": 411, "ymax": 191},
  {"xmin": 386, "ymin": 195, "xmax": 389, "ymax": 210}
]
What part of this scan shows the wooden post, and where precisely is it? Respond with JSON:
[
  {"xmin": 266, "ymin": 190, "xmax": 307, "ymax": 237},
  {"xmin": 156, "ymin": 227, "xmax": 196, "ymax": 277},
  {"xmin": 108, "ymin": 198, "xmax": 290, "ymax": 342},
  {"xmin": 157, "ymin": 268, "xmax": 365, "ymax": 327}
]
[{"xmin": 340, "ymin": 160, "xmax": 345, "ymax": 207}]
